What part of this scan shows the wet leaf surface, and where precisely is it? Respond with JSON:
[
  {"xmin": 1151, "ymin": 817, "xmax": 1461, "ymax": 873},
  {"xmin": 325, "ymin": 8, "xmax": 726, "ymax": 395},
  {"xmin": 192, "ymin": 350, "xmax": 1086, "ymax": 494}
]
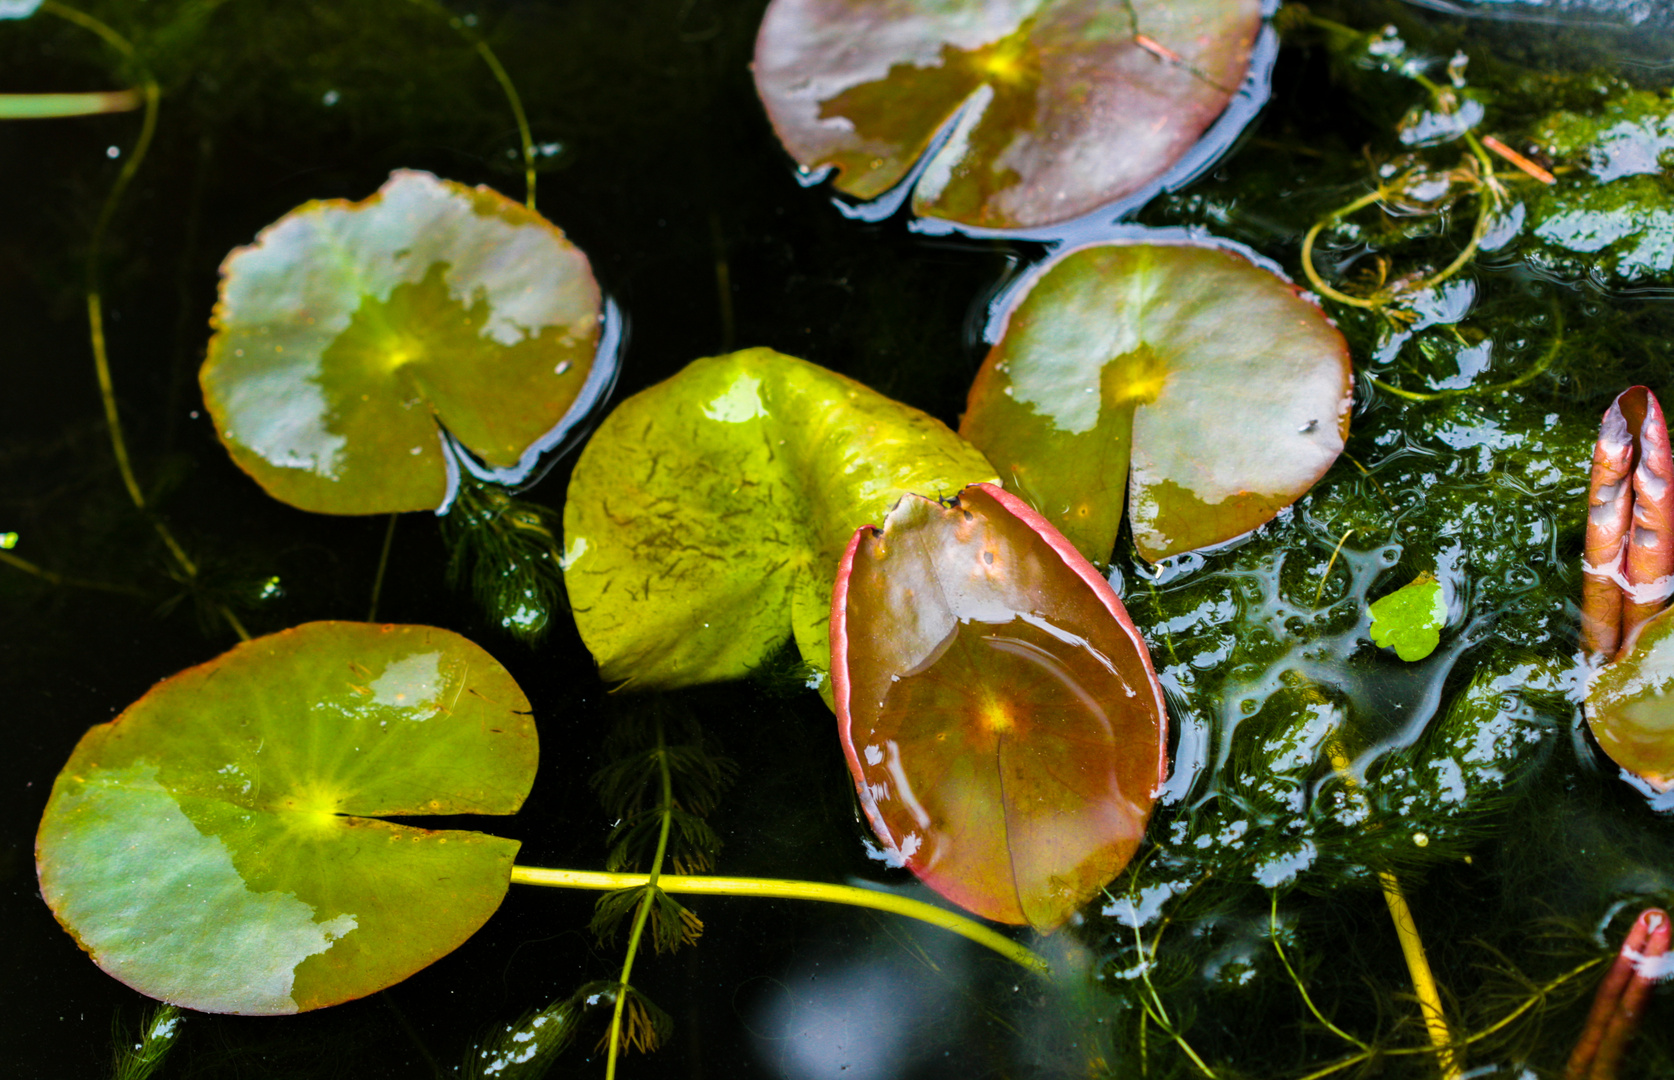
[
  {"xmin": 960, "ymin": 240, "xmax": 1352, "ymax": 564},
  {"xmin": 752, "ymin": 0, "xmax": 1263, "ymax": 230},
  {"xmin": 832, "ymin": 483, "xmax": 1167, "ymax": 930},
  {"xmin": 35, "ymin": 622, "xmax": 537, "ymax": 1015},
  {"xmin": 1588, "ymin": 590, "xmax": 1674, "ymax": 794},
  {"xmin": 563, "ymin": 347, "xmax": 996, "ymax": 693},
  {"xmin": 201, "ymin": 170, "xmax": 603, "ymax": 515},
  {"xmin": 1368, "ymin": 572, "xmax": 1446, "ymax": 661}
]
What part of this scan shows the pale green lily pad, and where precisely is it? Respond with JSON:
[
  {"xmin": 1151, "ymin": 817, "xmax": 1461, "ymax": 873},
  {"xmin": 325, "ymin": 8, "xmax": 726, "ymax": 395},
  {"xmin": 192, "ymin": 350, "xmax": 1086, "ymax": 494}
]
[
  {"xmin": 1368, "ymin": 572, "xmax": 1446, "ymax": 662},
  {"xmin": 562, "ymin": 347, "xmax": 997, "ymax": 693},
  {"xmin": 201, "ymin": 170, "xmax": 605, "ymax": 515},
  {"xmin": 1587, "ymin": 605, "xmax": 1674, "ymax": 793},
  {"xmin": 35, "ymin": 622, "xmax": 537, "ymax": 1015},
  {"xmin": 959, "ymin": 239, "xmax": 1352, "ymax": 564}
]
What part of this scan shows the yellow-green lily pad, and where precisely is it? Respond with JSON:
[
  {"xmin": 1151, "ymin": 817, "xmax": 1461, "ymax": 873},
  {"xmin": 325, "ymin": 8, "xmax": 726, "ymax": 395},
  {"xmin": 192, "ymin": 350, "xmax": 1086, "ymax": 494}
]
[
  {"xmin": 960, "ymin": 239, "xmax": 1352, "ymax": 564},
  {"xmin": 201, "ymin": 170, "xmax": 607, "ymax": 515},
  {"xmin": 35, "ymin": 622, "xmax": 538, "ymax": 1015},
  {"xmin": 562, "ymin": 347, "xmax": 997, "ymax": 693},
  {"xmin": 1587, "ymin": 605, "xmax": 1674, "ymax": 793}
]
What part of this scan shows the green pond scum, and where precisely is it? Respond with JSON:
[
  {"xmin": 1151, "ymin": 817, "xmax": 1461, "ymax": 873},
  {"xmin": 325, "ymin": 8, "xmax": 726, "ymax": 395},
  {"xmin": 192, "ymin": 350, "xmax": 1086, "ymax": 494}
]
[{"xmin": 4, "ymin": 0, "xmax": 1674, "ymax": 1078}]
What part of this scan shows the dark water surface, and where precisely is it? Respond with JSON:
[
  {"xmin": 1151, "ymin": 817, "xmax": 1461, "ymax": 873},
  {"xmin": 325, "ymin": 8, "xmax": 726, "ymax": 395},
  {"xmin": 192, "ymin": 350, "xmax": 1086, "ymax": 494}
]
[{"xmin": 4, "ymin": 1, "xmax": 1674, "ymax": 1078}]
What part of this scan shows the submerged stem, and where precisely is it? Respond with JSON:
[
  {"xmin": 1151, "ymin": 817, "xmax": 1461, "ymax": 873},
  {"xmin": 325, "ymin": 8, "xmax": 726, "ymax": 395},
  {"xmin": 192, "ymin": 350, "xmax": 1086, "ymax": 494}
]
[
  {"xmin": 510, "ymin": 866, "xmax": 1051, "ymax": 975},
  {"xmin": 603, "ymin": 722, "xmax": 677, "ymax": 1079},
  {"xmin": 403, "ymin": 0, "xmax": 537, "ymax": 209},
  {"xmin": 42, "ymin": 3, "xmax": 248, "ymax": 642},
  {"xmin": 1324, "ymin": 739, "xmax": 1461, "ymax": 1079},
  {"xmin": 367, "ymin": 513, "xmax": 399, "ymax": 622}
]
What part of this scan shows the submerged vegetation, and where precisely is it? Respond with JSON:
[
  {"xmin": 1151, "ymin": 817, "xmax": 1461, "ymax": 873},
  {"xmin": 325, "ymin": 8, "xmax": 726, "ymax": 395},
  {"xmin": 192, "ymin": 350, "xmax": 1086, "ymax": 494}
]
[{"xmin": 5, "ymin": 0, "xmax": 1674, "ymax": 1078}]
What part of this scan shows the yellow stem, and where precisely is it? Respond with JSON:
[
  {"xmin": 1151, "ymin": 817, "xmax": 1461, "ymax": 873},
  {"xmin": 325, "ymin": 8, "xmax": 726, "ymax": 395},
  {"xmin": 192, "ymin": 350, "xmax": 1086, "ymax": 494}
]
[
  {"xmin": 509, "ymin": 866, "xmax": 1051, "ymax": 976},
  {"xmin": 1313, "ymin": 528, "xmax": 1356, "ymax": 606},
  {"xmin": 1376, "ymin": 871, "xmax": 1460, "ymax": 1078},
  {"xmin": 1326, "ymin": 741, "xmax": 1460, "ymax": 1078}
]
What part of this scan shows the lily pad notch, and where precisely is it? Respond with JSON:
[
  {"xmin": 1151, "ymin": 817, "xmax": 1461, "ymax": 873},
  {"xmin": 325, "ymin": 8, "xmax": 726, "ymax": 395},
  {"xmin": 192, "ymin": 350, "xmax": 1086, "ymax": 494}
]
[
  {"xmin": 752, "ymin": 0, "xmax": 1273, "ymax": 234},
  {"xmin": 35, "ymin": 622, "xmax": 538, "ymax": 1015},
  {"xmin": 200, "ymin": 169, "xmax": 620, "ymax": 518},
  {"xmin": 960, "ymin": 235, "xmax": 1353, "ymax": 565}
]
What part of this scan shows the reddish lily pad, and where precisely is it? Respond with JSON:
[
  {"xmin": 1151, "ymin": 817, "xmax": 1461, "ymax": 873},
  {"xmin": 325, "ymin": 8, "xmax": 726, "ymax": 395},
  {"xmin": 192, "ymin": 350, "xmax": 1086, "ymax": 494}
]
[
  {"xmin": 960, "ymin": 240, "xmax": 1352, "ymax": 564},
  {"xmin": 1587, "ymin": 605, "xmax": 1674, "ymax": 793},
  {"xmin": 832, "ymin": 482, "xmax": 1168, "ymax": 930},
  {"xmin": 35, "ymin": 622, "xmax": 537, "ymax": 1015},
  {"xmin": 752, "ymin": 0, "xmax": 1263, "ymax": 231},
  {"xmin": 201, "ymin": 170, "xmax": 607, "ymax": 516},
  {"xmin": 563, "ymin": 347, "xmax": 996, "ymax": 694}
]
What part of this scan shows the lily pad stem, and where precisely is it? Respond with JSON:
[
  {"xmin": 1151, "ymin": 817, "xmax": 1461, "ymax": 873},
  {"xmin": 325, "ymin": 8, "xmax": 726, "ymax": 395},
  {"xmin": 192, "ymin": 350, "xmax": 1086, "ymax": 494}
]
[
  {"xmin": 367, "ymin": 513, "xmax": 400, "ymax": 622},
  {"xmin": 509, "ymin": 866, "xmax": 1051, "ymax": 976},
  {"xmin": 1325, "ymin": 739, "xmax": 1461, "ymax": 1079},
  {"xmin": 1301, "ymin": 150, "xmax": 1501, "ymax": 315},
  {"xmin": 403, "ymin": 0, "xmax": 537, "ymax": 210},
  {"xmin": 43, "ymin": 2, "xmax": 248, "ymax": 642},
  {"xmin": 1369, "ymin": 305, "xmax": 1564, "ymax": 402},
  {"xmin": 1270, "ymin": 892, "xmax": 1370, "ymax": 1050}
]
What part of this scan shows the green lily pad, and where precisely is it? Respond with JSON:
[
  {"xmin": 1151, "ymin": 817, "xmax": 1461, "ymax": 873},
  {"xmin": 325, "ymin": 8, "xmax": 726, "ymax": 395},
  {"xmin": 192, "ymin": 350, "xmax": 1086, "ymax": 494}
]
[
  {"xmin": 1587, "ymin": 605, "xmax": 1674, "ymax": 793},
  {"xmin": 959, "ymin": 239, "xmax": 1352, "ymax": 564},
  {"xmin": 201, "ymin": 170, "xmax": 608, "ymax": 515},
  {"xmin": 752, "ymin": 0, "xmax": 1263, "ymax": 231},
  {"xmin": 35, "ymin": 622, "xmax": 538, "ymax": 1015},
  {"xmin": 562, "ymin": 347, "xmax": 996, "ymax": 693},
  {"xmin": 1368, "ymin": 572, "xmax": 1447, "ymax": 662},
  {"xmin": 832, "ymin": 483, "xmax": 1167, "ymax": 930}
]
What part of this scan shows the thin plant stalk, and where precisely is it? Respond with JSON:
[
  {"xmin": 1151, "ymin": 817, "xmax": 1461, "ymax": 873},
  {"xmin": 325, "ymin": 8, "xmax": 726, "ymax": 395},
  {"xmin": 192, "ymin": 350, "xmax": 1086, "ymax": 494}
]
[
  {"xmin": 602, "ymin": 722, "xmax": 677, "ymax": 1079},
  {"xmin": 509, "ymin": 866, "xmax": 1051, "ymax": 976},
  {"xmin": 367, "ymin": 513, "xmax": 399, "ymax": 622},
  {"xmin": 401, "ymin": 0, "xmax": 537, "ymax": 210},
  {"xmin": 41, "ymin": 1, "xmax": 248, "ymax": 640},
  {"xmin": 1325, "ymin": 739, "xmax": 1461, "ymax": 1079}
]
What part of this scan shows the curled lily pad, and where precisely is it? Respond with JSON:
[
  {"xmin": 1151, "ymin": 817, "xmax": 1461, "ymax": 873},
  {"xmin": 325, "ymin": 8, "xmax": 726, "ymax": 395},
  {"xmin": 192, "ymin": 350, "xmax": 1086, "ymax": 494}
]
[
  {"xmin": 35, "ymin": 622, "xmax": 537, "ymax": 1015},
  {"xmin": 562, "ymin": 347, "xmax": 996, "ymax": 693},
  {"xmin": 1587, "ymin": 606, "xmax": 1674, "ymax": 793},
  {"xmin": 201, "ymin": 170, "xmax": 610, "ymax": 515},
  {"xmin": 960, "ymin": 239, "xmax": 1352, "ymax": 564},
  {"xmin": 832, "ymin": 483, "xmax": 1167, "ymax": 930},
  {"xmin": 752, "ymin": 0, "xmax": 1263, "ymax": 231}
]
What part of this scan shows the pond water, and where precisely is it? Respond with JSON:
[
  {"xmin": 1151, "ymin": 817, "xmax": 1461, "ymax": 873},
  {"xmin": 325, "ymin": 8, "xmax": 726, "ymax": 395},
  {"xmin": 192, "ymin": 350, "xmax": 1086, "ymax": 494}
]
[{"xmin": 4, "ymin": 1, "xmax": 1674, "ymax": 1077}]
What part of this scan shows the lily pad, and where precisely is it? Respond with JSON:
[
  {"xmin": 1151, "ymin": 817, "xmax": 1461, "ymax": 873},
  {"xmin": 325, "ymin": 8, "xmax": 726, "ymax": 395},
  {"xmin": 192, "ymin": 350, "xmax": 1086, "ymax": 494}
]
[
  {"xmin": 35, "ymin": 622, "xmax": 538, "ymax": 1015},
  {"xmin": 201, "ymin": 170, "xmax": 608, "ymax": 515},
  {"xmin": 1587, "ymin": 605, "xmax": 1674, "ymax": 793},
  {"xmin": 1368, "ymin": 572, "xmax": 1447, "ymax": 661},
  {"xmin": 831, "ymin": 483, "xmax": 1167, "ymax": 930},
  {"xmin": 562, "ymin": 347, "xmax": 996, "ymax": 693},
  {"xmin": 752, "ymin": 0, "xmax": 1263, "ymax": 231},
  {"xmin": 959, "ymin": 239, "xmax": 1352, "ymax": 564}
]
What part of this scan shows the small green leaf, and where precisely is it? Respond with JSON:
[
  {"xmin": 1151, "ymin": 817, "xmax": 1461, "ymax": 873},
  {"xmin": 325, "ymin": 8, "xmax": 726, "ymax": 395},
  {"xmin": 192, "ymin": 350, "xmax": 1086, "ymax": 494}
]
[
  {"xmin": 35, "ymin": 622, "xmax": 538, "ymax": 1015},
  {"xmin": 1368, "ymin": 572, "xmax": 1446, "ymax": 661}
]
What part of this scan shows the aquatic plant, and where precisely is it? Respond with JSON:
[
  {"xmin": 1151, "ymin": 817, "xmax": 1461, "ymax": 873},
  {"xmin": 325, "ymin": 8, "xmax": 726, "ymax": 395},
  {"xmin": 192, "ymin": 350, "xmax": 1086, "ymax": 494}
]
[
  {"xmin": 959, "ymin": 238, "xmax": 1353, "ymax": 564},
  {"xmin": 1580, "ymin": 386, "xmax": 1674, "ymax": 794},
  {"xmin": 752, "ymin": 0, "xmax": 1266, "ymax": 231},
  {"xmin": 832, "ymin": 482, "xmax": 1167, "ymax": 930},
  {"xmin": 11, "ymin": 0, "xmax": 1674, "ymax": 1077}
]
